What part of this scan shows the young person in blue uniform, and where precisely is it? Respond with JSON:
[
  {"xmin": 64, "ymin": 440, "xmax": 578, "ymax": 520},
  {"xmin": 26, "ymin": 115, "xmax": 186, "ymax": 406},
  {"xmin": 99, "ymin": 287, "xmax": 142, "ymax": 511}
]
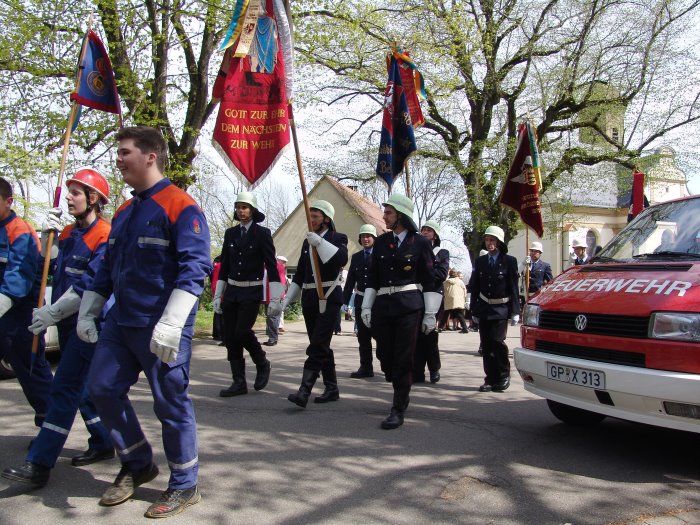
[
  {"xmin": 0, "ymin": 177, "xmax": 53, "ymax": 430},
  {"xmin": 413, "ymin": 219, "xmax": 450, "ymax": 384},
  {"xmin": 360, "ymin": 194, "xmax": 439, "ymax": 429},
  {"xmin": 282, "ymin": 200, "xmax": 348, "ymax": 407},
  {"xmin": 468, "ymin": 225, "xmax": 520, "ymax": 392},
  {"xmin": 519, "ymin": 241, "xmax": 553, "ymax": 295},
  {"xmin": 212, "ymin": 191, "xmax": 279, "ymax": 397},
  {"xmin": 2, "ymin": 168, "xmax": 114, "ymax": 486},
  {"xmin": 343, "ymin": 223, "xmax": 377, "ymax": 379},
  {"xmin": 76, "ymin": 126, "xmax": 211, "ymax": 518}
]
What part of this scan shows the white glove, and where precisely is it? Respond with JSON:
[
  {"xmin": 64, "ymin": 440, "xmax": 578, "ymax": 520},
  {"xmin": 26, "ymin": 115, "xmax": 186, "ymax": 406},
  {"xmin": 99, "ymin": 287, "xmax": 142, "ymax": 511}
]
[
  {"xmin": 77, "ymin": 291, "xmax": 108, "ymax": 343},
  {"xmin": 511, "ymin": 314, "xmax": 520, "ymax": 326},
  {"xmin": 281, "ymin": 282, "xmax": 301, "ymax": 311},
  {"xmin": 267, "ymin": 281, "xmax": 286, "ymax": 317},
  {"xmin": 150, "ymin": 289, "xmax": 198, "ymax": 364},
  {"xmin": 524, "ymin": 256, "xmax": 531, "ymax": 265},
  {"xmin": 212, "ymin": 280, "xmax": 226, "ymax": 314},
  {"xmin": 360, "ymin": 288, "xmax": 377, "ymax": 328},
  {"xmin": 312, "ymin": 236, "xmax": 339, "ymax": 263},
  {"xmin": 0, "ymin": 293, "xmax": 13, "ymax": 319},
  {"xmin": 28, "ymin": 286, "xmax": 81, "ymax": 334},
  {"xmin": 421, "ymin": 292, "xmax": 443, "ymax": 334},
  {"xmin": 306, "ymin": 232, "xmax": 322, "ymax": 247},
  {"xmin": 41, "ymin": 207, "xmax": 62, "ymax": 233}
]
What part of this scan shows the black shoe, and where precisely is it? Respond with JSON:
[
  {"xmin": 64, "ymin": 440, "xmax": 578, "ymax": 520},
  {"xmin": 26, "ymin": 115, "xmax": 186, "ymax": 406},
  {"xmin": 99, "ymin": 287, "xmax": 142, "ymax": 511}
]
[
  {"xmin": 144, "ymin": 486, "xmax": 201, "ymax": 518},
  {"xmin": 254, "ymin": 360, "xmax": 271, "ymax": 391},
  {"xmin": 381, "ymin": 408, "xmax": 404, "ymax": 430},
  {"xmin": 262, "ymin": 340, "xmax": 277, "ymax": 347},
  {"xmin": 492, "ymin": 377, "xmax": 511, "ymax": 392},
  {"xmin": 1, "ymin": 462, "xmax": 50, "ymax": 486},
  {"xmin": 99, "ymin": 463, "xmax": 159, "ymax": 506},
  {"xmin": 429, "ymin": 371, "xmax": 441, "ymax": 384},
  {"xmin": 217, "ymin": 341, "xmax": 226, "ymax": 346},
  {"xmin": 288, "ymin": 369, "xmax": 319, "ymax": 408},
  {"xmin": 220, "ymin": 359, "xmax": 247, "ymax": 397},
  {"xmin": 71, "ymin": 448, "xmax": 115, "ymax": 466},
  {"xmin": 477, "ymin": 347, "xmax": 483, "ymax": 356},
  {"xmin": 349, "ymin": 368, "xmax": 374, "ymax": 379},
  {"xmin": 459, "ymin": 329, "xmax": 469, "ymax": 333},
  {"xmin": 314, "ymin": 385, "xmax": 339, "ymax": 403},
  {"xmin": 478, "ymin": 383, "xmax": 493, "ymax": 392},
  {"xmin": 413, "ymin": 376, "xmax": 426, "ymax": 384}
]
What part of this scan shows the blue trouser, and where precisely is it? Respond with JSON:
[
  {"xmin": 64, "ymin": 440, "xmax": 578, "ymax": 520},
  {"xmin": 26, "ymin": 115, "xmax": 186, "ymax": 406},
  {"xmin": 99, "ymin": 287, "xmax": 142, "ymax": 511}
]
[
  {"xmin": 26, "ymin": 326, "xmax": 112, "ymax": 468},
  {"xmin": 0, "ymin": 304, "xmax": 52, "ymax": 426},
  {"xmin": 88, "ymin": 314, "xmax": 198, "ymax": 489}
]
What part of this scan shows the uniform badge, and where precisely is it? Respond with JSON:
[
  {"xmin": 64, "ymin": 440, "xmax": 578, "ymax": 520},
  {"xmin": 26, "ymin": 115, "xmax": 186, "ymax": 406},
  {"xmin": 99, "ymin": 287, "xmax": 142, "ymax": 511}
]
[
  {"xmin": 192, "ymin": 218, "xmax": 201, "ymax": 234},
  {"xmin": 404, "ymin": 265, "xmax": 412, "ymax": 271}
]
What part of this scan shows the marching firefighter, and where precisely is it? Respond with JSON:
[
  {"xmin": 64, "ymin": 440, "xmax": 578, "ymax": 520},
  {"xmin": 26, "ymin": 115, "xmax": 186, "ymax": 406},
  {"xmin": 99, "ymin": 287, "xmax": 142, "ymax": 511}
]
[
  {"xmin": 469, "ymin": 225, "xmax": 519, "ymax": 392},
  {"xmin": 281, "ymin": 200, "xmax": 348, "ymax": 407},
  {"xmin": 77, "ymin": 126, "xmax": 211, "ymax": 518},
  {"xmin": 361, "ymin": 194, "xmax": 437, "ymax": 429},
  {"xmin": 413, "ymin": 219, "xmax": 450, "ymax": 384},
  {"xmin": 212, "ymin": 191, "xmax": 279, "ymax": 397},
  {"xmin": 343, "ymin": 223, "xmax": 378, "ymax": 378},
  {"xmin": 3, "ymin": 168, "xmax": 114, "ymax": 486},
  {"xmin": 0, "ymin": 177, "xmax": 53, "ymax": 429}
]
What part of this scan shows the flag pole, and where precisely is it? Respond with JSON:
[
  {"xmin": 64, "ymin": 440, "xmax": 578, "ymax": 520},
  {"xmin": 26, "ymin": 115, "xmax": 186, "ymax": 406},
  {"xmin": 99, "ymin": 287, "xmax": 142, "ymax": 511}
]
[
  {"xmin": 288, "ymin": 103, "xmax": 326, "ymax": 306},
  {"xmin": 524, "ymin": 226, "xmax": 530, "ymax": 304},
  {"xmin": 405, "ymin": 158, "xmax": 412, "ymax": 198},
  {"xmin": 31, "ymin": 18, "xmax": 93, "ymax": 372}
]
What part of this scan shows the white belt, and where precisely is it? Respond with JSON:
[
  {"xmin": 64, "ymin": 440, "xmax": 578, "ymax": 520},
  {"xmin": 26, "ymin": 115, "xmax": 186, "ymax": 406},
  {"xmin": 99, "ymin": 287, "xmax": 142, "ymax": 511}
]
[
  {"xmin": 377, "ymin": 284, "xmax": 421, "ymax": 296},
  {"xmin": 228, "ymin": 279, "xmax": 263, "ymax": 287},
  {"xmin": 479, "ymin": 293, "xmax": 510, "ymax": 305},
  {"xmin": 302, "ymin": 280, "xmax": 336, "ymax": 289},
  {"xmin": 354, "ymin": 290, "xmax": 365, "ymax": 296}
]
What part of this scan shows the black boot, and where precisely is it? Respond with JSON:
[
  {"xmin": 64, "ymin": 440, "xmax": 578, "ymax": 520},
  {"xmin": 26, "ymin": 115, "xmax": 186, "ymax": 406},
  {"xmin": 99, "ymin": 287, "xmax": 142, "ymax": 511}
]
[
  {"xmin": 254, "ymin": 359, "xmax": 271, "ymax": 391},
  {"xmin": 314, "ymin": 365, "xmax": 339, "ymax": 403},
  {"xmin": 381, "ymin": 388, "xmax": 410, "ymax": 430},
  {"xmin": 2, "ymin": 462, "xmax": 50, "ymax": 486},
  {"xmin": 287, "ymin": 369, "xmax": 319, "ymax": 408},
  {"xmin": 219, "ymin": 359, "xmax": 247, "ymax": 397}
]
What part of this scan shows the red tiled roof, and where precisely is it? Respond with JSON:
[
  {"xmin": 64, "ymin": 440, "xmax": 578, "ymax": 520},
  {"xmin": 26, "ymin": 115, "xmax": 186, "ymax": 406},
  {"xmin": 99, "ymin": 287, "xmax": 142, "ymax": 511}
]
[{"xmin": 324, "ymin": 176, "xmax": 388, "ymax": 234}]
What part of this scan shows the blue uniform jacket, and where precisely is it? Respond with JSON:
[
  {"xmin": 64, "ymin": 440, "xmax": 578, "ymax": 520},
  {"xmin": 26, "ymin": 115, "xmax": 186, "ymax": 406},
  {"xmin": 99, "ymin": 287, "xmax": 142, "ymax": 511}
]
[
  {"xmin": 51, "ymin": 217, "xmax": 111, "ymax": 329},
  {"xmin": 432, "ymin": 246, "xmax": 450, "ymax": 296},
  {"xmin": 91, "ymin": 179, "xmax": 212, "ymax": 327},
  {"xmin": 343, "ymin": 249, "xmax": 371, "ymax": 310},
  {"xmin": 0, "ymin": 211, "xmax": 41, "ymax": 307},
  {"xmin": 366, "ymin": 231, "xmax": 435, "ymax": 315},
  {"xmin": 292, "ymin": 230, "xmax": 348, "ymax": 307},
  {"xmin": 527, "ymin": 259, "xmax": 553, "ymax": 294},
  {"xmin": 469, "ymin": 252, "xmax": 520, "ymax": 320},
  {"xmin": 219, "ymin": 222, "xmax": 279, "ymax": 304}
]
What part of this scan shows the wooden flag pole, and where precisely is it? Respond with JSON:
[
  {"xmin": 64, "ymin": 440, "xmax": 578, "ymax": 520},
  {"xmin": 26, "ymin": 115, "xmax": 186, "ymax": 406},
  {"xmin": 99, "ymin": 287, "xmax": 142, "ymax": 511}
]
[
  {"xmin": 524, "ymin": 226, "xmax": 530, "ymax": 304},
  {"xmin": 404, "ymin": 158, "xmax": 412, "ymax": 199},
  {"xmin": 30, "ymin": 19, "xmax": 93, "ymax": 371},
  {"xmin": 288, "ymin": 103, "xmax": 326, "ymax": 303}
]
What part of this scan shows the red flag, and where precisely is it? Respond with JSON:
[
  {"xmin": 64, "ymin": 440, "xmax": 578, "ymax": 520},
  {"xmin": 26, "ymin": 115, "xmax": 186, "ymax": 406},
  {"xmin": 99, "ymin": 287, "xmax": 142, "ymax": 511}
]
[
  {"xmin": 212, "ymin": 0, "xmax": 291, "ymax": 188},
  {"xmin": 631, "ymin": 169, "xmax": 645, "ymax": 218},
  {"xmin": 499, "ymin": 122, "xmax": 544, "ymax": 237},
  {"xmin": 390, "ymin": 50, "xmax": 425, "ymax": 128}
]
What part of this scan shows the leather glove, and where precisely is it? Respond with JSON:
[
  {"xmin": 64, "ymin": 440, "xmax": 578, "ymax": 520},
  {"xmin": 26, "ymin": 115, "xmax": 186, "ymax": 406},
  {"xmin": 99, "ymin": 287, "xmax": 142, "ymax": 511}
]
[
  {"xmin": 281, "ymin": 282, "xmax": 301, "ymax": 311},
  {"xmin": 212, "ymin": 280, "xmax": 226, "ymax": 314},
  {"xmin": 421, "ymin": 292, "xmax": 443, "ymax": 334},
  {"xmin": 77, "ymin": 291, "xmax": 108, "ymax": 343},
  {"xmin": 267, "ymin": 281, "xmax": 286, "ymax": 317},
  {"xmin": 41, "ymin": 207, "xmax": 62, "ymax": 233},
  {"xmin": 28, "ymin": 286, "xmax": 81, "ymax": 334},
  {"xmin": 0, "ymin": 293, "xmax": 12, "ymax": 319},
  {"xmin": 150, "ymin": 289, "xmax": 198, "ymax": 364},
  {"xmin": 511, "ymin": 314, "xmax": 520, "ymax": 326},
  {"xmin": 360, "ymin": 288, "xmax": 377, "ymax": 328},
  {"xmin": 306, "ymin": 232, "xmax": 322, "ymax": 247}
]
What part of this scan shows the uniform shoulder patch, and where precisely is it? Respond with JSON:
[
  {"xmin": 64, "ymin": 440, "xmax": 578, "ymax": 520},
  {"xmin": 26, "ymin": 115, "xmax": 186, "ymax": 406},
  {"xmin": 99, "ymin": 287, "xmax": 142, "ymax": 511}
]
[{"xmin": 191, "ymin": 217, "xmax": 202, "ymax": 234}]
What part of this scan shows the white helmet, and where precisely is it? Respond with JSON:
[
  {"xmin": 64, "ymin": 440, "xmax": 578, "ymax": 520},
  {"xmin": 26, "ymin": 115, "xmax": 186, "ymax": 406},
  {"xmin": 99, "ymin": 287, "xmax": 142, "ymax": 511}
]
[
  {"xmin": 572, "ymin": 238, "xmax": 587, "ymax": 248},
  {"xmin": 529, "ymin": 241, "xmax": 543, "ymax": 253},
  {"xmin": 484, "ymin": 225, "xmax": 505, "ymax": 243}
]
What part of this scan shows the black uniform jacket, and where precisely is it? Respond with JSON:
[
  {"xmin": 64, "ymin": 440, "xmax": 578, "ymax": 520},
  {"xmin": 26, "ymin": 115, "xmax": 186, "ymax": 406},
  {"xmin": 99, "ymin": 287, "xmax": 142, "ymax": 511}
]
[
  {"xmin": 469, "ymin": 252, "xmax": 520, "ymax": 320},
  {"xmin": 527, "ymin": 259, "xmax": 553, "ymax": 293},
  {"xmin": 343, "ymin": 249, "xmax": 371, "ymax": 310},
  {"xmin": 292, "ymin": 230, "xmax": 349, "ymax": 307},
  {"xmin": 366, "ymin": 231, "xmax": 436, "ymax": 315},
  {"xmin": 219, "ymin": 222, "xmax": 279, "ymax": 304},
  {"xmin": 433, "ymin": 247, "xmax": 450, "ymax": 296}
]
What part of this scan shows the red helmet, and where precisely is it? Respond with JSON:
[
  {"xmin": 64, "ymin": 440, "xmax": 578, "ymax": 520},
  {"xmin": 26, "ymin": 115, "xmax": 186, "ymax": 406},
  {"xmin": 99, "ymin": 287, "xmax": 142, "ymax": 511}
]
[{"xmin": 67, "ymin": 168, "xmax": 109, "ymax": 204}]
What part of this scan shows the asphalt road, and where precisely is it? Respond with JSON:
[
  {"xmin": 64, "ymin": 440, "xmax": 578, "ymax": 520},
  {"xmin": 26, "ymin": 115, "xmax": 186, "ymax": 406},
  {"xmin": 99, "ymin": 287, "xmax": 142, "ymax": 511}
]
[{"xmin": 0, "ymin": 319, "xmax": 698, "ymax": 525}]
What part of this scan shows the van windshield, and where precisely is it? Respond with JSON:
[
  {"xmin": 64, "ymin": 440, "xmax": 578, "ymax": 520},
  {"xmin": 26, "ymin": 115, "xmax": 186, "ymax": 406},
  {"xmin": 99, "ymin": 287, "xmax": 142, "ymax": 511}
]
[{"xmin": 597, "ymin": 197, "xmax": 700, "ymax": 261}]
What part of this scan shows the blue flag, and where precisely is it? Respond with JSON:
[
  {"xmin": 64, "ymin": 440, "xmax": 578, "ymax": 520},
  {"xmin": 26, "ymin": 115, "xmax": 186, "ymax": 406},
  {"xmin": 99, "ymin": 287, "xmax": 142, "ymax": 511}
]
[
  {"xmin": 70, "ymin": 31, "xmax": 120, "ymax": 115},
  {"xmin": 376, "ymin": 56, "xmax": 417, "ymax": 189}
]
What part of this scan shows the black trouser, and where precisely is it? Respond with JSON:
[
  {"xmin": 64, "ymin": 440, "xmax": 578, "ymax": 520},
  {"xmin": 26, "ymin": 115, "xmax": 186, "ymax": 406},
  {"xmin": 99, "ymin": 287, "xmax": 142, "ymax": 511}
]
[
  {"xmin": 479, "ymin": 318, "xmax": 510, "ymax": 384},
  {"xmin": 355, "ymin": 316, "xmax": 373, "ymax": 370},
  {"xmin": 447, "ymin": 309, "xmax": 468, "ymax": 331},
  {"xmin": 212, "ymin": 312, "xmax": 224, "ymax": 341},
  {"xmin": 302, "ymin": 300, "xmax": 342, "ymax": 372},
  {"xmin": 372, "ymin": 308, "xmax": 421, "ymax": 395},
  {"xmin": 413, "ymin": 330, "xmax": 440, "ymax": 378},
  {"xmin": 222, "ymin": 301, "xmax": 266, "ymax": 364}
]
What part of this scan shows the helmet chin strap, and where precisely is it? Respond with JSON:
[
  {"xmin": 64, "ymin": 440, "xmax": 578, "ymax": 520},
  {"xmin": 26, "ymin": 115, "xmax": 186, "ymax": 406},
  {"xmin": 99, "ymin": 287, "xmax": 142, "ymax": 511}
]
[{"xmin": 74, "ymin": 187, "xmax": 100, "ymax": 224}]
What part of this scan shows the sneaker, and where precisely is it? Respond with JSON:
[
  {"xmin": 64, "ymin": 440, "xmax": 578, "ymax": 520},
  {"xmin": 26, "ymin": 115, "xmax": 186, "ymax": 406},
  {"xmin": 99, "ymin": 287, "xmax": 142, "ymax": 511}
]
[
  {"xmin": 144, "ymin": 486, "xmax": 201, "ymax": 518},
  {"xmin": 99, "ymin": 463, "xmax": 159, "ymax": 506}
]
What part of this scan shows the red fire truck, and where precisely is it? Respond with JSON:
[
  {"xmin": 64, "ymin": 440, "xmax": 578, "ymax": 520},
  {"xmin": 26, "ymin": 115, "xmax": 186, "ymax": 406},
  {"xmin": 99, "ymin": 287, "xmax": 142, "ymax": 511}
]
[{"xmin": 514, "ymin": 195, "xmax": 700, "ymax": 433}]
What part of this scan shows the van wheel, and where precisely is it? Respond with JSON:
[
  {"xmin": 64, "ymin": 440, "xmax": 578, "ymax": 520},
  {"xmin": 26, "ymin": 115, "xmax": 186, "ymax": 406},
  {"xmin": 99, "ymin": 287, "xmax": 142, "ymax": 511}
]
[
  {"xmin": 546, "ymin": 399, "xmax": 606, "ymax": 426},
  {"xmin": 0, "ymin": 358, "xmax": 16, "ymax": 380}
]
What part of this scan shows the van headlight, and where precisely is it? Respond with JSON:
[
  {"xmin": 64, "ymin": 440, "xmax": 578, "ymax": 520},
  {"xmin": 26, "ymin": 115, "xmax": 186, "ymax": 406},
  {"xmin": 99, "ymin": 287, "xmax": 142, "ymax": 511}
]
[
  {"xmin": 522, "ymin": 304, "xmax": 540, "ymax": 327},
  {"xmin": 650, "ymin": 312, "xmax": 700, "ymax": 342}
]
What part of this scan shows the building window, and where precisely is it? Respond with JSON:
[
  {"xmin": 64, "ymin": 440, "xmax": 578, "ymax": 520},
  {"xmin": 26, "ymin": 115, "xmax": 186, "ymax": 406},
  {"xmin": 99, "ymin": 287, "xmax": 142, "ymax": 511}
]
[{"xmin": 586, "ymin": 230, "xmax": 599, "ymax": 258}]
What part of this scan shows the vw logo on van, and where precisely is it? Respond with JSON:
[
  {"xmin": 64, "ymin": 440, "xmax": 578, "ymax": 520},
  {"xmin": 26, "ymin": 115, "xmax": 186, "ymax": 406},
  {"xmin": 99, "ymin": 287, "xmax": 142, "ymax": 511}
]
[{"xmin": 574, "ymin": 314, "xmax": 588, "ymax": 331}]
